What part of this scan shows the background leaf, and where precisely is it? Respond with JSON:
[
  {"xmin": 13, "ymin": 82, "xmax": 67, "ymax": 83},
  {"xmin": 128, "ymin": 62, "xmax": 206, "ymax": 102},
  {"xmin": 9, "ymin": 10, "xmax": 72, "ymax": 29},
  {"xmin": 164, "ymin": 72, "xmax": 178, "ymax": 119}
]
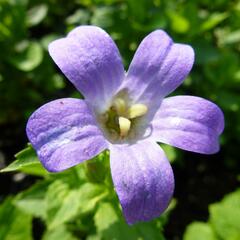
[
  {"xmin": 0, "ymin": 197, "xmax": 32, "ymax": 240},
  {"xmin": 42, "ymin": 226, "xmax": 78, "ymax": 240},
  {"xmin": 200, "ymin": 12, "xmax": 228, "ymax": 31},
  {"xmin": 1, "ymin": 144, "xmax": 47, "ymax": 176},
  {"xmin": 9, "ymin": 41, "xmax": 43, "ymax": 71},
  {"xmin": 183, "ymin": 222, "xmax": 217, "ymax": 240},
  {"xmin": 209, "ymin": 189, "xmax": 240, "ymax": 239},
  {"xmin": 94, "ymin": 202, "xmax": 165, "ymax": 240},
  {"xmin": 26, "ymin": 4, "xmax": 48, "ymax": 27},
  {"xmin": 14, "ymin": 180, "xmax": 50, "ymax": 219}
]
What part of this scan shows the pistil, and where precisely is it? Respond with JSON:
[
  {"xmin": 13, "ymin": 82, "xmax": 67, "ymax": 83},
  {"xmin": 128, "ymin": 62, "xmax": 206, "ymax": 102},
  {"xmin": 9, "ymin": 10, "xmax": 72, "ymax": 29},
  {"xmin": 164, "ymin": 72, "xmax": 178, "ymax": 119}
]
[{"xmin": 119, "ymin": 117, "xmax": 131, "ymax": 138}]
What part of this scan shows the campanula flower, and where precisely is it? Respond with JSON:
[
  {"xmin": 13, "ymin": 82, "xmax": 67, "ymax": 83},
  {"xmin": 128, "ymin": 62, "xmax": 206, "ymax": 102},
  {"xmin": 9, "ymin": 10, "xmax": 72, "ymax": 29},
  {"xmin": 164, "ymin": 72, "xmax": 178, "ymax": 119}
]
[{"xmin": 26, "ymin": 26, "xmax": 224, "ymax": 224}]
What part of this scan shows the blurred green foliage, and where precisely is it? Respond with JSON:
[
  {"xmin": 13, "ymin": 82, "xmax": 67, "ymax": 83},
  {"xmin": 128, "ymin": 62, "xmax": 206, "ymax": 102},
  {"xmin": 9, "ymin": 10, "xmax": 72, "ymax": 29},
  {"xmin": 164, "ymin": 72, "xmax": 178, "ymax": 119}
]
[
  {"xmin": 184, "ymin": 189, "xmax": 240, "ymax": 240},
  {"xmin": 1, "ymin": 0, "xmax": 240, "ymax": 239},
  {"xmin": 1, "ymin": 0, "xmax": 240, "ymax": 132},
  {"xmin": 0, "ymin": 146, "xmax": 172, "ymax": 239},
  {"xmin": 1, "ymin": 0, "xmax": 240, "ymax": 144}
]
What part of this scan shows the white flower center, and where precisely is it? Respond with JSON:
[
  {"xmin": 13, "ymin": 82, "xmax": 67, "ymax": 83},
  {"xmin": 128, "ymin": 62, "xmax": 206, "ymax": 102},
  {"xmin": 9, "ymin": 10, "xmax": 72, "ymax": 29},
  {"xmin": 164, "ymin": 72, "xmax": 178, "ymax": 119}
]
[{"xmin": 99, "ymin": 97, "xmax": 148, "ymax": 142}]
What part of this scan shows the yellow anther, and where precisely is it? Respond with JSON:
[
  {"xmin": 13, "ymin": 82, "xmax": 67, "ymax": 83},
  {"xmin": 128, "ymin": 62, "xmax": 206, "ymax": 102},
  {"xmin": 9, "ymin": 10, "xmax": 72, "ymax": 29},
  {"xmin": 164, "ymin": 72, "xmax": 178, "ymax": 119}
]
[
  {"xmin": 128, "ymin": 104, "xmax": 148, "ymax": 119},
  {"xmin": 118, "ymin": 117, "xmax": 131, "ymax": 138},
  {"xmin": 113, "ymin": 98, "xmax": 126, "ymax": 116}
]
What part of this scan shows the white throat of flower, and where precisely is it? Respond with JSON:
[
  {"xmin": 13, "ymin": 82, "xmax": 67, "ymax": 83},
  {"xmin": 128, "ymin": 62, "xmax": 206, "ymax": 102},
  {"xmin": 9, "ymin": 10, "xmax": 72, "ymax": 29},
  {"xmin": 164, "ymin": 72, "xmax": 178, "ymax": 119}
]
[{"xmin": 99, "ymin": 97, "xmax": 148, "ymax": 142}]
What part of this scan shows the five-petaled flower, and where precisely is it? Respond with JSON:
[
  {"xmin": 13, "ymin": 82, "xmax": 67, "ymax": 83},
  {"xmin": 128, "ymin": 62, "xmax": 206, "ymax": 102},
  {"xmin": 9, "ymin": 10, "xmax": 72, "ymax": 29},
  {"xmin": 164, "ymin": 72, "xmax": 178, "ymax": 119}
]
[{"xmin": 26, "ymin": 26, "xmax": 224, "ymax": 224}]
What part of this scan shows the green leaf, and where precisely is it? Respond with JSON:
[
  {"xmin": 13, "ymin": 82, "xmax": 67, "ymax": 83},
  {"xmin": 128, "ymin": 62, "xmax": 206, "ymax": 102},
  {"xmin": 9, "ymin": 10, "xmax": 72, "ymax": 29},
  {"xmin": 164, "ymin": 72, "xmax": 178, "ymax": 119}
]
[
  {"xmin": 48, "ymin": 189, "xmax": 82, "ymax": 229},
  {"xmin": 94, "ymin": 202, "xmax": 165, "ymax": 240},
  {"xmin": 26, "ymin": 4, "xmax": 48, "ymax": 27},
  {"xmin": 86, "ymin": 235, "xmax": 102, "ymax": 240},
  {"xmin": 0, "ymin": 197, "xmax": 32, "ymax": 240},
  {"xmin": 160, "ymin": 144, "xmax": 177, "ymax": 163},
  {"xmin": 134, "ymin": 222, "xmax": 165, "ymax": 240},
  {"xmin": 1, "ymin": 144, "xmax": 48, "ymax": 176},
  {"xmin": 91, "ymin": 6, "xmax": 114, "ymax": 28},
  {"xmin": 94, "ymin": 202, "xmax": 138, "ymax": 240},
  {"xmin": 94, "ymin": 202, "xmax": 119, "ymax": 233},
  {"xmin": 66, "ymin": 9, "xmax": 90, "ymax": 25},
  {"xmin": 183, "ymin": 222, "xmax": 217, "ymax": 240},
  {"xmin": 219, "ymin": 29, "xmax": 240, "ymax": 45},
  {"xmin": 84, "ymin": 151, "xmax": 109, "ymax": 183},
  {"xmin": 10, "ymin": 41, "xmax": 43, "ymax": 71},
  {"xmin": 14, "ymin": 180, "xmax": 51, "ymax": 219},
  {"xmin": 167, "ymin": 11, "xmax": 190, "ymax": 33},
  {"xmin": 46, "ymin": 180, "xmax": 107, "ymax": 229},
  {"xmin": 209, "ymin": 189, "xmax": 240, "ymax": 239},
  {"xmin": 228, "ymin": 232, "xmax": 240, "ymax": 240},
  {"xmin": 200, "ymin": 12, "xmax": 228, "ymax": 31},
  {"xmin": 42, "ymin": 226, "xmax": 78, "ymax": 240},
  {"xmin": 76, "ymin": 183, "xmax": 108, "ymax": 215},
  {"xmin": 46, "ymin": 180, "xmax": 70, "ymax": 226}
]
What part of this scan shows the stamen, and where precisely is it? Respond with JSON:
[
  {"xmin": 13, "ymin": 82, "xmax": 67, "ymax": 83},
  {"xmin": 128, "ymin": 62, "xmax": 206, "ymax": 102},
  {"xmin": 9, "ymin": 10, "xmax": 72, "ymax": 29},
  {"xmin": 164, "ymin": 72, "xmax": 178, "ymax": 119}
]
[
  {"xmin": 128, "ymin": 104, "xmax": 148, "ymax": 119},
  {"xmin": 113, "ymin": 98, "xmax": 126, "ymax": 116},
  {"xmin": 118, "ymin": 117, "xmax": 131, "ymax": 138}
]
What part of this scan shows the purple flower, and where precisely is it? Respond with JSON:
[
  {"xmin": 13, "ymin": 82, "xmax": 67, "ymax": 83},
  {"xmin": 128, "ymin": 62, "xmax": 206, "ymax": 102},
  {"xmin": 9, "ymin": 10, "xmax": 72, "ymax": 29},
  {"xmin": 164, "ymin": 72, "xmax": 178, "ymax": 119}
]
[{"xmin": 26, "ymin": 26, "xmax": 224, "ymax": 224}]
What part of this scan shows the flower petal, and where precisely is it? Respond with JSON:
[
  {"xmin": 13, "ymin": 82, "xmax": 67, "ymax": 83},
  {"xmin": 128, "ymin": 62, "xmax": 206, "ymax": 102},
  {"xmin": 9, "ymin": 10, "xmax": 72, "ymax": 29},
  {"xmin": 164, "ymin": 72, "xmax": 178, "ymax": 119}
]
[
  {"xmin": 48, "ymin": 26, "xmax": 125, "ymax": 111},
  {"xmin": 26, "ymin": 98, "xmax": 108, "ymax": 172},
  {"xmin": 150, "ymin": 96, "xmax": 224, "ymax": 154},
  {"xmin": 122, "ymin": 30, "xmax": 194, "ymax": 105},
  {"xmin": 109, "ymin": 141, "xmax": 174, "ymax": 224}
]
